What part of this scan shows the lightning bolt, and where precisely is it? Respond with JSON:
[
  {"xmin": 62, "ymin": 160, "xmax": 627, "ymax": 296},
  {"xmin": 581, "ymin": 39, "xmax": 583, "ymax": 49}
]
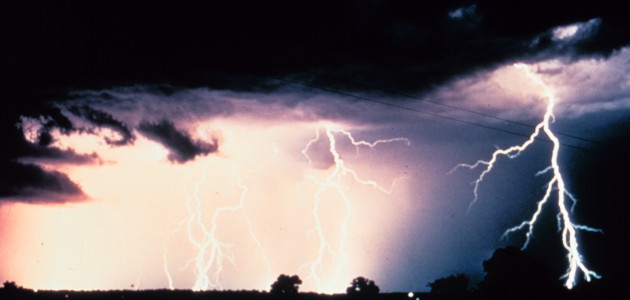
[
  {"xmin": 301, "ymin": 124, "xmax": 410, "ymax": 292},
  {"xmin": 245, "ymin": 217, "xmax": 273, "ymax": 287},
  {"xmin": 162, "ymin": 241, "xmax": 175, "ymax": 290},
  {"xmin": 182, "ymin": 163, "xmax": 234, "ymax": 291},
  {"xmin": 163, "ymin": 147, "xmax": 277, "ymax": 291},
  {"xmin": 452, "ymin": 63, "xmax": 600, "ymax": 289}
]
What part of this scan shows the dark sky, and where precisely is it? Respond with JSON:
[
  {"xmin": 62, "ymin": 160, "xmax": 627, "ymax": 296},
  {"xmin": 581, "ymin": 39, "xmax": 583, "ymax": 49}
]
[
  {"xmin": 1, "ymin": 0, "xmax": 629, "ymax": 294},
  {"xmin": 3, "ymin": 0, "xmax": 628, "ymax": 196}
]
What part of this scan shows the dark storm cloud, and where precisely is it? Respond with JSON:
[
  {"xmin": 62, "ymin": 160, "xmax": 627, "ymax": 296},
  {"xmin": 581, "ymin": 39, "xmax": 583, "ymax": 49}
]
[
  {"xmin": 0, "ymin": 161, "xmax": 87, "ymax": 203},
  {"xmin": 68, "ymin": 105, "xmax": 135, "ymax": 146},
  {"xmin": 0, "ymin": 1, "xmax": 628, "ymax": 204},
  {"xmin": 0, "ymin": 142, "xmax": 93, "ymax": 203},
  {"xmin": 0, "ymin": 104, "xmax": 98, "ymax": 203},
  {"xmin": 67, "ymin": 86, "xmax": 238, "ymax": 124},
  {"xmin": 20, "ymin": 144, "xmax": 101, "ymax": 165},
  {"xmin": 137, "ymin": 120, "xmax": 218, "ymax": 163},
  {"xmin": 2, "ymin": 1, "xmax": 628, "ymax": 95},
  {"xmin": 17, "ymin": 114, "xmax": 101, "ymax": 164}
]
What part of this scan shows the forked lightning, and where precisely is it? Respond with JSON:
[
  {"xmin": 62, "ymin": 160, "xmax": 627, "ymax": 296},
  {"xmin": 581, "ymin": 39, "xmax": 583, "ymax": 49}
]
[{"xmin": 452, "ymin": 63, "xmax": 600, "ymax": 289}]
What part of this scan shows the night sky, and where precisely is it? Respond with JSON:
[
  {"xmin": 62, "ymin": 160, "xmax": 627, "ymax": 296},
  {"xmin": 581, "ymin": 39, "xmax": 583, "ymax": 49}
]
[{"xmin": 1, "ymin": 1, "xmax": 629, "ymax": 295}]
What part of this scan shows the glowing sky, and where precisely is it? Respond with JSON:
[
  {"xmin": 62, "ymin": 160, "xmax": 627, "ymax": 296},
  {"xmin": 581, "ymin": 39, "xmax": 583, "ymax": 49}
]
[
  {"xmin": 3, "ymin": 106, "xmax": 416, "ymax": 292},
  {"xmin": 1, "ymin": 1, "xmax": 629, "ymax": 295}
]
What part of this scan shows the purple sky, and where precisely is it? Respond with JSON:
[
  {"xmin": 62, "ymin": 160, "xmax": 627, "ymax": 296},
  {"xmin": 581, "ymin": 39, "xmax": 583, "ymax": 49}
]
[{"xmin": 1, "ymin": 1, "xmax": 629, "ymax": 295}]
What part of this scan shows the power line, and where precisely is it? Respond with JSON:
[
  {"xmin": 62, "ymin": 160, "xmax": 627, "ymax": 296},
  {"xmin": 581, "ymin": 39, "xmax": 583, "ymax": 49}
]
[
  {"xmin": 271, "ymin": 77, "xmax": 599, "ymax": 154},
  {"xmin": 302, "ymin": 71, "xmax": 608, "ymax": 147}
]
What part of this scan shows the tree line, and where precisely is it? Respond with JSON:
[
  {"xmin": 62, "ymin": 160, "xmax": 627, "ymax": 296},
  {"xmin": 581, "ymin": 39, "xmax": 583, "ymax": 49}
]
[{"xmin": 1, "ymin": 247, "xmax": 602, "ymax": 300}]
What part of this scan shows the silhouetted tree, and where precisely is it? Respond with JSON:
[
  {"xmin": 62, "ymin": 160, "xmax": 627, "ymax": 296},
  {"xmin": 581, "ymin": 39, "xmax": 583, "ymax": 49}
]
[
  {"xmin": 2, "ymin": 281, "xmax": 18, "ymax": 290},
  {"xmin": 346, "ymin": 276, "xmax": 380, "ymax": 297},
  {"xmin": 270, "ymin": 274, "xmax": 302, "ymax": 295},
  {"xmin": 476, "ymin": 247, "xmax": 561, "ymax": 300},
  {"xmin": 427, "ymin": 273, "xmax": 470, "ymax": 299},
  {"xmin": 0, "ymin": 281, "xmax": 23, "ymax": 297}
]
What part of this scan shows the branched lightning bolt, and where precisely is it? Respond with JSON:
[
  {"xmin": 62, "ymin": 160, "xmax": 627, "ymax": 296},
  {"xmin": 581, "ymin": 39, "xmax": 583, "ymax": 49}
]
[
  {"xmin": 452, "ymin": 63, "xmax": 601, "ymax": 289},
  {"xmin": 183, "ymin": 164, "xmax": 234, "ymax": 291},
  {"xmin": 163, "ymin": 147, "xmax": 277, "ymax": 291},
  {"xmin": 301, "ymin": 124, "xmax": 410, "ymax": 291}
]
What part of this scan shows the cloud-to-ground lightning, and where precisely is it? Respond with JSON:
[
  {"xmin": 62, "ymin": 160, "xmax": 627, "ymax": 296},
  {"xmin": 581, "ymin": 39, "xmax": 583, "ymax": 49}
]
[
  {"xmin": 183, "ymin": 163, "xmax": 234, "ymax": 291},
  {"xmin": 162, "ymin": 148, "xmax": 277, "ymax": 291},
  {"xmin": 245, "ymin": 216, "xmax": 273, "ymax": 287},
  {"xmin": 162, "ymin": 241, "xmax": 175, "ymax": 290},
  {"xmin": 452, "ymin": 63, "xmax": 600, "ymax": 289},
  {"xmin": 301, "ymin": 124, "xmax": 410, "ymax": 292}
]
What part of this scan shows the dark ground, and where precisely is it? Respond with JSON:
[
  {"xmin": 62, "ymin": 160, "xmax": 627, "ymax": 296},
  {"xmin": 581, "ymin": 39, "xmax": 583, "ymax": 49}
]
[
  {"xmin": 0, "ymin": 287, "xmax": 618, "ymax": 300},
  {"xmin": 0, "ymin": 289, "xmax": 421, "ymax": 300}
]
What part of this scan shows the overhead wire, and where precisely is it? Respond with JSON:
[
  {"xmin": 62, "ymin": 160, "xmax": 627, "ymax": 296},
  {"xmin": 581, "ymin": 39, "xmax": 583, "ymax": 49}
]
[
  {"xmin": 270, "ymin": 76, "xmax": 600, "ymax": 155},
  {"xmin": 302, "ymin": 71, "xmax": 608, "ymax": 147}
]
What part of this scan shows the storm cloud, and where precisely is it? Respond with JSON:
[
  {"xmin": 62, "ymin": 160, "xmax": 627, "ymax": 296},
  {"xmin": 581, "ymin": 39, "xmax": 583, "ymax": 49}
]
[
  {"xmin": 1, "ymin": 2, "xmax": 628, "ymax": 204},
  {"xmin": 0, "ymin": 161, "xmax": 87, "ymax": 203},
  {"xmin": 3, "ymin": 0, "xmax": 628, "ymax": 198},
  {"xmin": 0, "ymin": 2, "xmax": 629, "ymax": 294},
  {"xmin": 0, "ymin": 109, "xmax": 99, "ymax": 203},
  {"xmin": 68, "ymin": 105, "xmax": 135, "ymax": 146},
  {"xmin": 3, "ymin": 1, "xmax": 629, "ymax": 96},
  {"xmin": 137, "ymin": 120, "xmax": 218, "ymax": 163}
]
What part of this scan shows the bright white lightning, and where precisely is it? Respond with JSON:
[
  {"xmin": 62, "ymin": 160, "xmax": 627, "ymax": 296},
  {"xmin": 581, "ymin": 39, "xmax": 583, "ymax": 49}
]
[
  {"xmin": 163, "ymin": 148, "xmax": 277, "ymax": 291},
  {"xmin": 184, "ymin": 164, "xmax": 234, "ymax": 291},
  {"xmin": 162, "ymin": 242, "xmax": 175, "ymax": 290},
  {"xmin": 452, "ymin": 63, "xmax": 600, "ymax": 289},
  {"xmin": 301, "ymin": 124, "xmax": 410, "ymax": 292}
]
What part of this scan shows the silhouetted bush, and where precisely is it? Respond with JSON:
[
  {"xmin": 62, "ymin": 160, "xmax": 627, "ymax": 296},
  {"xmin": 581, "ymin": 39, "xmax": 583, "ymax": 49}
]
[
  {"xmin": 476, "ymin": 247, "xmax": 561, "ymax": 300},
  {"xmin": 270, "ymin": 274, "xmax": 303, "ymax": 295},
  {"xmin": 427, "ymin": 273, "xmax": 469, "ymax": 299},
  {"xmin": 2, "ymin": 281, "xmax": 20, "ymax": 290},
  {"xmin": 0, "ymin": 281, "xmax": 27, "ymax": 299},
  {"xmin": 347, "ymin": 276, "xmax": 380, "ymax": 297}
]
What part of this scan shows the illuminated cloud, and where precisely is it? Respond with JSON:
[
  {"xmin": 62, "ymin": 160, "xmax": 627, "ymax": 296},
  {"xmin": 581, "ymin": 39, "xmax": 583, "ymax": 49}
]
[
  {"xmin": 1, "ymin": 1, "xmax": 629, "ymax": 295},
  {"xmin": 448, "ymin": 4, "xmax": 478, "ymax": 20},
  {"xmin": 551, "ymin": 18, "xmax": 601, "ymax": 42},
  {"xmin": 428, "ymin": 46, "xmax": 630, "ymax": 121},
  {"xmin": 533, "ymin": 47, "xmax": 630, "ymax": 118},
  {"xmin": 17, "ymin": 116, "xmax": 102, "ymax": 165}
]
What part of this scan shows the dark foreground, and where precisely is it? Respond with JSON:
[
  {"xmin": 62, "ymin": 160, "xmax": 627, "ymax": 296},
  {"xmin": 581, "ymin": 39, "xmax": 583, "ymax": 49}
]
[
  {"xmin": 0, "ymin": 289, "xmax": 422, "ymax": 300},
  {"xmin": 0, "ymin": 286, "xmax": 616, "ymax": 300}
]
